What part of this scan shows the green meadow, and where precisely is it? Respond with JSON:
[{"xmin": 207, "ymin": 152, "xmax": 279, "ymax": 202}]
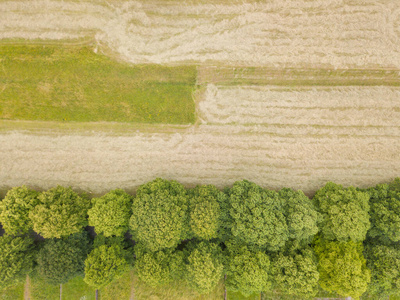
[{"xmin": 0, "ymin": 45, "xmax": 196, "ymax": 124}]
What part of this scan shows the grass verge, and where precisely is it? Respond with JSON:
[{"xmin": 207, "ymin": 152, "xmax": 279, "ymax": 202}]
[
  {"xmin": 197, "ymin": 66, "xmax": 400, "ymax": 86},
  {"xmin": 0, "ymin": 45, "xmax": 196, "ymax": 124},
  {"xmin": 100, "ymin": 270, "xmax": 133, "ymax": 300},
  {"xmin": 30, "ymin": 276, "xmax": 59, "ymax": 300},
  {"xmin": 62, "ymin": 276, "xmax": 96, "ymax": 300},
  {"xmin": 133, "ymin": 275, "xmax": 224, "ymax": 300},
  {"xmin": 0, "ymin": 283, "xmax": 24, "ymax": 300},
  {"xmin": 228, "ymin": 291, "xmax": 260, "ymax": 300},
  {"xmin": 100, "ymin": 270, "xmax": 224, "ymax": 300}
]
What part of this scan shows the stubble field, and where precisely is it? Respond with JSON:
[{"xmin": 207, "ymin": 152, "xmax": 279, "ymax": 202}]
[{"xmin": 1, "ymin": 0, "xmax": 400, "ymax": 68}]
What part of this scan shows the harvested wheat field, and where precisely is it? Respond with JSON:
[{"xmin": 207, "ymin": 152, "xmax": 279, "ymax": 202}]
[
  {"xmin": 0, "ymin": 0, "xmax": 399, "ymax": 196},
  {"xmin": 1, "ymin": 0, "xmax": 400, "ymax": 68}
]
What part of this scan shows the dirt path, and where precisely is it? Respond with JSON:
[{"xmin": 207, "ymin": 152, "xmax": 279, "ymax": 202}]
[
  {"xmin": 1, "ymin": 0, "xmax": 399, "ymax": 68},
  {"xmin": 24, "ymin": 275, "xmax": 30, "ymax": 300}
]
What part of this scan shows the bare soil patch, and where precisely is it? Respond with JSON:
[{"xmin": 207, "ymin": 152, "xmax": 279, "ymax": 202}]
[{"xmin": 24, "ymin": 275, "xmax": 30, "ymax": 300}]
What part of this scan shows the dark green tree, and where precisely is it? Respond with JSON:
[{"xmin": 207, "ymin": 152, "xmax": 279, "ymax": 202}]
[
  {"xmin": 29, "ymin": 186, "xmax": 90, "ymax": 238},
  {"xmin": 367, "ymin": 181, "xmax": 400, "ymax": 243},
  {"xmin": 185, "ymin": 241, "xmax": 224, "ymax": 294},
  {"xmin": 279, "ymin": 188, "xmax": 320, "ymax": 244},
  {"xmin": 129, "ymin": 178, "xmax": 189, "ymax": 252},
  {"xmin": 270, "ymin": 245, "xmax": 319, "ymax": 298},
  {"xmin": 0, "ymin": 235, "xmax": 35, "ymax": 289},
  {"xmin": 314, "ymin": 237, "xmax": 370, "ymax": 299},
  {"xmin": 134, "ymin": 243, "xmax": 184, "ymax": 287},
  {"xmin": 389, "ymin": 177, "xmax": 400, "ymax": 192},
  {"xmin": 188, "ymin": 185, "xmax": 227, "ymax": 241},
  {"xmin": 313, "ymin": 182, "xmax": 370, "ymax": 242},
  {"xmin": 225, "ymin": 242, "xmax": 271, "ymax": 296},
  {"xmin": 0, "ymin": 186, "xmax": 39, "ymax": 235},
  {"xmin": 88, "ymin": 189, "xmax": 132, "ymax": 237},
  {"xmin": 227, "ymin": 180, "xmax": 288, "ymax": 251},
  {"xmin": 35, "ymin": 232, "xmax": 91, "ymax": 285},
  {"xmin": 364, "ymin": 241, "xmax": 400, "ymax": 299},
  {"xmin": 84, "ymin": 236, "xmax": 133, "ymax": 289}
]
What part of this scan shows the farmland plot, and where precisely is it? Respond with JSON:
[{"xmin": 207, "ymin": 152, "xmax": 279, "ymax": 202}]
[
  {"xmin": 199, "ymin": 85, "xmax": 400, "ymax": 126},
  {"xmin": 0, "ymin": 0, "xmax": 399, "ymax": 68},
  {"xmin": 0, "ymin": 0, "xmax": 399, "ymax": 197},
  {"xmin": 1, "ymin": 119, "xmax": 399, "ymax": 196}
]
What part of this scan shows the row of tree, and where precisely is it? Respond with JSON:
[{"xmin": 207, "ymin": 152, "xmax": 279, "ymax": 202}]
[{"xmin": 0, "ymin": 178, "xmax": 399, "ymax": 299}]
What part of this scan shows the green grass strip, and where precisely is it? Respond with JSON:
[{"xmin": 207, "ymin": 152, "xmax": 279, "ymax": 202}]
[
  {"xmin": 62, "ymin": 276, "xmax": 96, "ymax": 300},
  {"xmin": 0, "ymin": 282, "xmax": 24, "ymax": 300},
  {"xmin": 0, "ymin": 45, "xmax": 196, "ymax": 124},
  {"xmin": 29, "ymin": 277, "xmax": 59, "ymax": 300}
]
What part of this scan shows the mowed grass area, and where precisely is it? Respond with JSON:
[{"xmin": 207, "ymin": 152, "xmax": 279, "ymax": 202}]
[
  {"xmin": 0, "ymin": 45, "xmax": 196, "ymax": 124},
  {"xmin": 102, "ymin": 270, "xmax": 224, "ymax": 300},
  {"xmin": 62, "ymin": 276, "xmax": 96, "ymax": 300},
  {"xmin": 29, "ymin": 276, "xmax": 59, "ymax": 300},
  {"xmin": 0, "ymin": 282, "xmax": 24, "ymax": 300},
  {"xmin": 2, "ymin": 275, "xmax": 391, "ymax": 299},
  {"xmin": 0, "ymin": 271, "xmax": 222, "ymax": 300}
]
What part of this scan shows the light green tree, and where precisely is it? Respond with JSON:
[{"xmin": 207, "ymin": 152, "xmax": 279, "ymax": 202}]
[
  {"xmin": 185, "ymin": 241, "xmax": 224, "ymax": 294},
  {"xmin": 29, "ymin": 186, "xmax": 90, "ymax": 238},
  {"xmin": 0, "ymin": 186, "xmax": 39, "ymax": 235},
  {"xmin": 227, "ymin": 180, "xmax": 288, "ymax": 251},
  {"xmin": 84, "ymin": 236, "xmax": 132, "ymax": 289},
  {"xmin": 0, "ymin": 235, "xmax": 35, "ymax": 289},
  {"xmin": 279, "ymin": 188, "xmax": 320, "ymax": 243},
  {"xmin": 129, "ymin": 178, "xmax": 189, "ymax": 252},
  {"xmin": 270, "ymin": 246, "xmax": 319, "ymax": 298},
  {"xmin": 367, "ymin": 181, "xmax": 400, "ymax": 243},
  {"xmin": 364, "ymin": 241, "xmax": 400, "ymax": 299},
  {"xmin": 35, "ymin": 232, "xmax": 91, "ymax": 285},
  {"xmin": 225, "ymin": 242, "xmax": 271, "ymax": 296},
  {"xmin": 188, "ymin": 185, "xmax": 227, "ymax": 240},
  {"xmin": 134, "ymin": 243, "xmax": 184, "ymax": 287},
  {"xmin": 88, "ymin": 189, "xmax": 132, "ymax": 237},
  {"xmin": 314, "ymin": 237, "xmax": 370, "ymax": 299},
  {"xmin": 313, "ymin": 182, "xmax": 370, "ymax": 242}
]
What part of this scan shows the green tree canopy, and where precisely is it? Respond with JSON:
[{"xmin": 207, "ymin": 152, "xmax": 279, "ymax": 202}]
[
  {"xmin": 313, "ymin": 182, "xmax": 370, "ymax": 242},
  {"xmin": 0, "ymin": 235, "xmax": 35, "ymax": 289},
  {"xmin": 0, "ymin": 186, "xmax": 39, "ymax": 235},
  {"xmin": 35, "ymin": 232, "xmax": 91, "ymax": 285},
  {"xmin": 364, "ymin": 241, "xmax": 400, "ymax": 299},
  {"xmin": 84, "ymin": 236, "xmax": 132, "ymax": 289},
  {"xmin": 367, "ymin": 181, "xmax": 400, "ymax": 243},
  {"xmin": 225, "ymin": 242, "xmax": 271, "ymax": 296},
  {"xmin": 270, "ymin": 246, "xmax": 319, "ymax": 298},
  {"xmin": 188, "ymin": 185, "xmax": 227, "ymax": 240},
  {"xmin": 389, "ymin": 177, "xmax": 400, "ymax": 192},
  {"xmin": 227, "ymin": 180, "xmax": 288, "ymax": 251},
  {"xmin": 314, "ymin": 237, "xmax": 371, "ymax": 299},
  {"xmin": 279, "ymin": 188, "xmax": 320, "ymax": 243},
  {"xmin": 134, "ymin": 244, "xmax": 184, "ymax": 287},
  {"xmin": 129, "ymin": 178, "xmax": 189, "ymax": 252},
  {"xmin": 88, "ymin": 189, "xmax": 132, "ymax": 237},
  {"xmin": 185, "ymin": 241, "xmax": 224, "ymax": 294},
  {"xmin": 29, "ymin": 186, "xmax": 90, "ymax": 238}
]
